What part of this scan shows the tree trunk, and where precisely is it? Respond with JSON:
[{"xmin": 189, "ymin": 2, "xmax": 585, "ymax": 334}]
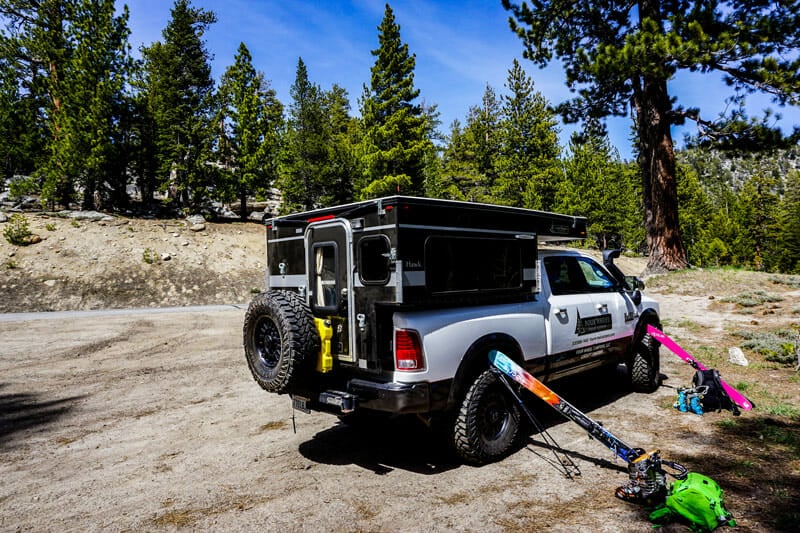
[
  {"xmin": 240, "ymin": 186, "xmax": 248, "ymax": 221},
  {"xmin": 633, "ymin": 73, "xmax": 688, "ymax": 273}
]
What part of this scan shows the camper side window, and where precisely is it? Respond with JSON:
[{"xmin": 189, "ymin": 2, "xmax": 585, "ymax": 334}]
[
  {"xmin": 426, "ymin": 236, "xmax": 524, "ymax": 293},
  {"xmin": 313, "ymin": 243, "xmax": 338, "ymax": 310},
  {"xmin": 358, "ymin": 236, "xmax": 391, "ymax": 285}
]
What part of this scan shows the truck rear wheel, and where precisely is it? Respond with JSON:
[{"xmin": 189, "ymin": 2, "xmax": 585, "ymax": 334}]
[
  {"xmin": 453, "ymin": 368, "xmax": 521, "ymax": 464},
  {"xmin": 243, "ymin": 291, "xmax": 320, "ymax": 394},
  {"xmin": 630, "ymin": 332, "xmax": 661, "ymax": 392}
]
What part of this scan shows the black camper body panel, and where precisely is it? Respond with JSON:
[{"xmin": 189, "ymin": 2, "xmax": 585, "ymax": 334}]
[{"xmin": 265, "ymin": 195, "xmax": 585, "ymax": 304}]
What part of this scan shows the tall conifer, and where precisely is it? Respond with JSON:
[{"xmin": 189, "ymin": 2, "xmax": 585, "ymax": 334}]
[
  {"xmin": 358, "ymin": 3, "xmax": 434, "ymax": 198},
  {"xmin": 141, "ymin": 0, "xmax": 216, "ymax": 210},
  {"xmin": 217, "ymin": 42, "xmax": 283, "ymax": 219},
  {"xmin": 320, "ymin": 84, "xmax": 357, "ymax": 207},
  {"xmin": 0, "ymin": 0, "xmax": 131, "ymax": 207},
  {"xmin": 779, "ymin": 170, "xmax": 800, "ymax": 273},
  {"xmin": 278, "ymin": 58, "xmax": 328, "ymax": 212},
  {"xmin": 493, "ymin": 59, "xmax": 561, "ymax": 210},
  {"xmin": 504, "ymin": 0, "xmax": 800, "ymax": 271},
  {"xmin": 62, "ymin": 0, "xmax": 132, "ymax": 209}
]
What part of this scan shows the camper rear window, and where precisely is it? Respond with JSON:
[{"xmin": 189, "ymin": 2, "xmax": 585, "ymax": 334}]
[
  {"xmin": 425, "ymin": 236, "xmax": 525, "ymax": 293},
  {"xmin": 358, "ymin": 236, "xmax": 391, "ymax": 285}
]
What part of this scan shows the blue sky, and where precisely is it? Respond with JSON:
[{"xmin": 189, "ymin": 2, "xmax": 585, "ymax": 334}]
[{"xmin": 123, "ymin": 0, "xmax": 800, "ymax": 160}]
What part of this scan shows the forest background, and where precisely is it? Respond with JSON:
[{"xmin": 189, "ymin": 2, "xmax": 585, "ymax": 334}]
[{"xmin": 1, "ymin": 0, "xmax": 800, "ymax": 273}]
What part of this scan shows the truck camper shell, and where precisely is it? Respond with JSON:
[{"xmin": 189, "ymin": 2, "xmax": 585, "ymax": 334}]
[{"xmin": 265, "ymin": 195, "xmax": 587, "ymax": 308}]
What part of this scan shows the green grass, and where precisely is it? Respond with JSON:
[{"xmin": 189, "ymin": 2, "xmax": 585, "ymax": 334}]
[
  {"xmin": 3, "ymin": 213, "xmax": 32, "ymax": 245},
  {"xmin": 763, "ymin": 402, "xmax": 800, "ymax": 418},
  {"xmin": 142, "ymin": 247, "xmax": 159, "ymax": 264},
  {"xmin": 734, "ymin": 381, "xmax": 750, "ymax": 392}
]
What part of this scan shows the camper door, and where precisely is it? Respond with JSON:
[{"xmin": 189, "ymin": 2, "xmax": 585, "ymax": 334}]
[{"xmin": 305, "ymin": 220, "xmax": 355, "ymax": 363}]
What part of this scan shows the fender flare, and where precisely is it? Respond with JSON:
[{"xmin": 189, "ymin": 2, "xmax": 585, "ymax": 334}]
[
  {"xmin": 633, "ymin": 309, "xmax": 661, "ymax": 352},
  {"xmin": 447, "ymin": 333, "xmax": 524, "ymax": 411}
]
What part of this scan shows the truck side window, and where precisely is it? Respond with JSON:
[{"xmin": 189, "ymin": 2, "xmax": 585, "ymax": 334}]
[
  {"xmin": 359, "ymin": 236, "xmax": 391, "ymax": 285},
  {"xmin": 544, "ymin": 256, "xmax": 616, "ymax": 295},
  {"xmin": 578, "ymin": 258, "xmax": 616, "ymax": 292},
  {"xmin": 313, "ymin": 243, "xmax": 338, "ymax": 309}
]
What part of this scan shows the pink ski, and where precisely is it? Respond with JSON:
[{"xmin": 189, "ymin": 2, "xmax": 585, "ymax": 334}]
[{"xmin": 647, "ymin": 325, "xmax": 753, "ymax": 411}]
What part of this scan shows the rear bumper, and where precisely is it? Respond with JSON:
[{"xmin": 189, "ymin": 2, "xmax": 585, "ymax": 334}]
[
  {"xmin": 347, "ymin": 378, "xmax": 431, "ymax": 413},
  {"xmin": 294, "ymin": 377, "xmax": 450, "ymax": 415}
]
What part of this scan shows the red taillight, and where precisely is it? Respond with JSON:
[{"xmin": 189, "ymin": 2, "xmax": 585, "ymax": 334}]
[{"xmin": 395, "ymin": 329, "xmax": 424, "ymax": 371}]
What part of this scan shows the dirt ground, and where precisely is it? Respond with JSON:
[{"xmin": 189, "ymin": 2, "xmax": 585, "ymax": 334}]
[
  {"xmin": 0, "ymin": 213, "xmax": 267, "ymax": 313},
  {"xmin": 1, "ymin": 214, "xmax": 798, "ymax": 531}
]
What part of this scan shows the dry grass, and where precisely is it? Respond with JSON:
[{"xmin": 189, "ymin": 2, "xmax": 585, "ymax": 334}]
[
  {"xmin": 647, "ymin": 266, "xmax": 800, "ymax": 528},
  {"xmin": 647, "ymin": 267, "xmax": 791, "ymax": 298},
  {"xmin": 256, "ymin": 419, "xmax": 289, "ymax": 433}
]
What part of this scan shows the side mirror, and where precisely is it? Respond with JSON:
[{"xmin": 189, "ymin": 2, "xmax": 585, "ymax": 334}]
[
  {"xmin": 625, "ymin": 275, "xmax": 645, "ymax": 291},
  {"xmin": 630, "ymin": 289, "xmax": 642, "ymax": 306}
]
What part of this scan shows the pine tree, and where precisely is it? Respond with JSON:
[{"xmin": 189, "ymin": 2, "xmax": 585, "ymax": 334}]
[
  {"xmin": 128, "ymin": 77, "xmax": 159, "ymax": 208},
  {"xmin": 319, "ymin": 83, "xmax": 357, "ymax": 207},
  {"xmin": 556, "ymin": 124, "xmax": 639, "ymax": 249},
  {"xmin": 503, "ymin": 0, "xmax": 800, "ymax": 272},
  {"xmin": 358, "ymin": 3, "xmax": 434, "ymax": 198},
  {"xmin": 217, "ymin": 42, "xmax": 283, "ymax": 220},
  {"xmin": 438, "ymin": 84, "xmax": 503, "ymax": 202},
  {"xmin": 737, "ymin": 166, "xmax": 781, "ymax": 271},
  {"xmin": 675, "ymin": 163, "xmax": 727, "ymax": 266},
  {"xmin": 779, "ymin": 170, "xmax": 800, "ymax": 273},
  {"xmin": 493, "ymin": 59, "xmax": 561, "ymax": 210},
  {"xmin": 1, "ymin": 0, "xmax": 132, "ymax": 208},
  {"xmin": 469, "ymin": 84, "xmax": 502, "ymax": 189},
  {"xmin": 278, "ymin": 58, "xmax": 328, "ymax": 213},
  {"xmin": 59, "ymin": 0, "xmax": 132, "ymax": 209},
  {"xmin": 437, "ymin": 119, "xmax": 482, "ymax": 201},
  {"xmin": 0, "ymin": 50, "xmax": 45, "ymax": 180},
  {"xmin": 141, "ymin": 0, "xmax": 216, "ymax": 211},
  {"xmin": 1, "ymin": 0, "xmax": 72, "ymax": 205}
]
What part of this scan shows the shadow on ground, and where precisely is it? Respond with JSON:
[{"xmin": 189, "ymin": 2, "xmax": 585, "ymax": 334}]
[
  {"xmin": 671, "ymin": 415, "xmax": 800, "ymax": 531},
  {"xmin": 0, "ymin": 384, "xmax": 81, "ymax": 446},
  {"xmin": 298, "ymin": 365, "xmax": 640, "ymax": 475}
]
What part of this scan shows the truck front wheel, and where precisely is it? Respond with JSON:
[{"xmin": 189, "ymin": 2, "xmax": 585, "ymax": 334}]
[
  {"xmin": 453, "ymin": 368, "xmax": 521, "ymax": 464},
  {"xmin": 243, "ymin": 291, "xmax": 320, "ymax": 394},
  {"xmin": 630, "ymin": 331, "xmax": 661, "ymax": 392}
]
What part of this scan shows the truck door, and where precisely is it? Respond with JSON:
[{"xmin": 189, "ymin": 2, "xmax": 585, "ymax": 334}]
[
  {"xmin": 305, "ymin": 220, "xmax": 355, "ymax": 364},
  {"xmin": 542, "ymin": 255, "xmax": 617, "ymax": 377},
  {"xmin": 576, "ymin": 256, "xmax": 634, "ymax": 357}
]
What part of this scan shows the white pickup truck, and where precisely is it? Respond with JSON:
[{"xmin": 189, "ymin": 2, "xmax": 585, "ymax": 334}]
[{"xmin": 243, "ymin": 196, "xmax": 661, "ymax": 464}]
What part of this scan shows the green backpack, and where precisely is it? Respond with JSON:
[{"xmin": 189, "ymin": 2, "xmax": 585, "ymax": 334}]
[{"xmin": 649, "ymin": 472, "xmax": 736, "ymax": 532}]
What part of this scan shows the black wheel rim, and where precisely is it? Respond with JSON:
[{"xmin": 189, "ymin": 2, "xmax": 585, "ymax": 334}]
[
  {"xmin": 478, "ymin": 387, "xmax": 510, "ymax": 442},
  {"xmin": 254, "ymin": 316, "xmax": 281, "ymax": 369}
]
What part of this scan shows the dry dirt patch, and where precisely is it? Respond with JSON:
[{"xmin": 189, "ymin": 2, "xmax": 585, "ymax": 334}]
[{"xmin": 1, "ymin": 213, "xmax": 266, "ymax": 312}]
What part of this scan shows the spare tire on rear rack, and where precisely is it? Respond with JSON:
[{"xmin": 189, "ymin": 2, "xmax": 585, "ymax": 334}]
[{"xmin": 243, "ymin": 290, "xmax": 320, "ymax": 394}]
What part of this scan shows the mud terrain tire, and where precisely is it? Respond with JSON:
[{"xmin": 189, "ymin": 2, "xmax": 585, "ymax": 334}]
[
  {"xmin": 453, "ymin": 368, "xmax": 521, "ymax": 464},
  {"xmin": 243, "ymin": 290, "xmax": 320, "ymax": 394},
  {"xmin": 630, "ymin": 332, "xmax": 661, "ymax": 392}
]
